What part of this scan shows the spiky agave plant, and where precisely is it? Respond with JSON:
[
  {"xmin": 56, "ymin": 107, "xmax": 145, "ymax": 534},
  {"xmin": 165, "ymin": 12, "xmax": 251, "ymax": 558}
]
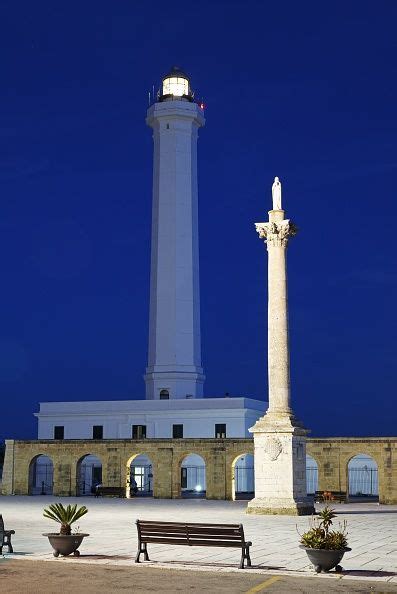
[{"xmin": 43, "ymin": 503, "xmax": 88, "ymax": 535}]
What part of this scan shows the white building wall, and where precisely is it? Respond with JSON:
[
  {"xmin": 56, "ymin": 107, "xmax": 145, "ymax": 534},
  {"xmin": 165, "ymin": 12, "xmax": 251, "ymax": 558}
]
[{"xmin": 36, "ymin": 398, "xmax": 267, "ymax": 440}]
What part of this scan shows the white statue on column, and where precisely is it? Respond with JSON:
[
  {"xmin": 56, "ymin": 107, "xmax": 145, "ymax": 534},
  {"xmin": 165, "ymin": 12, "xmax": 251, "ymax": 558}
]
[{"xmin": 272, "ymin": 176, "xmax": 282, "ymax": 211}]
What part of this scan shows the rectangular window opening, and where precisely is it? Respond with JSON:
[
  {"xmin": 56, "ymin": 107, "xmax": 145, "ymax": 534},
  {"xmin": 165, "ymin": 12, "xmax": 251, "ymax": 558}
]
[
  {"xmin": 215, "ymin": 423, "xmax": 226, "ymax": 439},
  {"xmin": 173, "ymin": 424, "xmax": 183, "ymax": 439},
  {"xmin": 132, "ymin": 425, "xmax": 147, "ymax": 439},
  {"xmin": 54, "ymin": 426, "xmax": 64, "ymax": 440},
  {"xmin": 92, "ymin": 425, "xmax": 103, "ymax": 439}
]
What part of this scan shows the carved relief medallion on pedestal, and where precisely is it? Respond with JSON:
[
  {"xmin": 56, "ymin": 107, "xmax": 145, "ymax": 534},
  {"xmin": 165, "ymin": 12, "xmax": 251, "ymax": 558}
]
[{"xmin": 264, "ymin": 437, "xmax": 283, "ymax": 461}]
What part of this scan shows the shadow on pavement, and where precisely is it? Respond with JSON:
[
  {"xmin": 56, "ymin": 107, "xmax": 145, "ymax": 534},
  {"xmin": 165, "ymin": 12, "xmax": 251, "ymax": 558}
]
[
  {"xmin": 336, "ymin": 510, "xmax": 397, "ymax": 515},
  {"xmin": 146, "ymin": 559, "xmax": 285, "ymax": 571},
  {"xmin": 342, "ymin": 569, "xmax": 397, "ymax": 578},
  {"xmin": 76, "ymin": 554, "xmax": 132, "ymax": 561}
]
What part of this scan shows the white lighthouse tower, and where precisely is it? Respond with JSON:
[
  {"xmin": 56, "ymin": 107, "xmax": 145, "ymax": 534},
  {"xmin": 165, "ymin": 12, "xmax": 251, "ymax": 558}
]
[{"xmin": 144, "ymin": 67, "xmax": 206, "ymax": 400}]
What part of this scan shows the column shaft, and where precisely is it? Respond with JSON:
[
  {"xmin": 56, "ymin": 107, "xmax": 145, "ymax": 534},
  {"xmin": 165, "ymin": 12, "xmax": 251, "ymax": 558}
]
[{"xmin": 267, "ymin": 242, "xmax": 291, "ymax": 415}]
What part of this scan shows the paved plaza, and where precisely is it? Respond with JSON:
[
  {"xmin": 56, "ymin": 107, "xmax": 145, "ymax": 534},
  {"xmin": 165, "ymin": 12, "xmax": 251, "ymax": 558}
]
[{"xmin": 1, "ymin": 496, "xmax": 397, "ymax": 587}]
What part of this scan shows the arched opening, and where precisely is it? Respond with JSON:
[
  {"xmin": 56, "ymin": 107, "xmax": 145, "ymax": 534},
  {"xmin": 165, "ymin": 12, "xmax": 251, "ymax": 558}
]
[
  {"xmin": 348, "ymin": 454, "xmax": 379, "ymax": 501},
  {"xmin": 232, "ymin": 454, "xmax": 254, "ymax": 500},
  {"xmin": 306, "ymin": 455, "xmax": 318, "ymax": 495},
  {"xmin": 127, "ymin": 454, "xmax": 154, "ymax": 497},
  {"xmin": 159, "ymin": 389, "xmax": 169, "ymax": 400},
  {"xmin": 28, "ymin": 455, "xmax": 54, "ymax": 495},
  {"xmin": 180, "ymin": 454, "xmax": 206, "ymax": 498},
  {"xmin": 76, "ymin": 454, "xmax": 102, "ymax": 496}
]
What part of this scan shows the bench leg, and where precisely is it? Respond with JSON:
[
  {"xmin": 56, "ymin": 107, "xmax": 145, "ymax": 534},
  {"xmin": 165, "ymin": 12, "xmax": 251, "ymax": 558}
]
[
  {"xmin": 135, "ymin": 542, "xmax": 149, "ymax": 563},
  {"xmin": 6, "ymin": 537, "xmax": 14, "ymax": 554},
  {"xmin": 245, "ymin": 545, "xmax": 251, "ymax": 567},
  {"xmin": 240, "ymin": 545, "xmax": 251, "ymax": 569},
  {"xmin": 143, "ymin": 542, "xmax": 149, "ymax": 561},
  {"xmin": 240, "ymin": 549, "xmax": 245, "ymax": 569}
]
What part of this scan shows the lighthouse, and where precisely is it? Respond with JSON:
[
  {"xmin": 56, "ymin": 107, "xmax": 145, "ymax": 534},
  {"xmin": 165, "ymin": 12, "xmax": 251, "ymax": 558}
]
[
  {"xmin": 33, "ymin": 67, "xmax": 266, "ymax": 449},
  {"xmin": 144, "ymin": 67, "xmax": 206, "ymax": 400}
]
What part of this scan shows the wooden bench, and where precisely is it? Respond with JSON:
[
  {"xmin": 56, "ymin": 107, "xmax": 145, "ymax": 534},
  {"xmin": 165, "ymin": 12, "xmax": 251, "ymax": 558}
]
[
  {"xmin": 135, "ymin": 520, "xmax": 252, "ymax": 569},
  {"xmin": 0, "ymin": 514, "xmax": 15, "ymax": 554},
  {"xmin": 314, "ymin": 490, "xmax": 347, "ymax": 503},
  {"xmin": 94, "ymin": 486, "xmax": 125, "ymax": 498}
]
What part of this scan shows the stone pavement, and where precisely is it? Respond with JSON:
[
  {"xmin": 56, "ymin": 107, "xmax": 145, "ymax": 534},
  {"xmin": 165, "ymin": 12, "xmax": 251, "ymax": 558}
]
[{"xmin": 1, "ymin": 496, "xmax": 397, "ymax": 585}]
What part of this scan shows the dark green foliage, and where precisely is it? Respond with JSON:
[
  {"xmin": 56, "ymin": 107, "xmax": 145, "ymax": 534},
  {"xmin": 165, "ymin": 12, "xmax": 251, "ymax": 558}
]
[
  {"xmin": 299, "ymin": 505, "xmax": 348, "ymax": 550},
  {"xmin": 43, "ymin": 503, "xmax": 88, "ymax": 535}
]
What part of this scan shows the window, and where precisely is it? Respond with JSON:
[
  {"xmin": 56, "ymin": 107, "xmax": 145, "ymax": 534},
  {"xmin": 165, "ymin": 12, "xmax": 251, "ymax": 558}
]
[
  {"xmin": 160, "ymin": 389, "xmax": 169, "ymax": 400},
  {"xmin": 173, "ymin": 424, "xmax": 183, "ymax": 439},
  {"xmin": 92, "ymin": 425, "xmax": 103, "ymax": 439},
  {"xmin": 215, "ymin": 424, "xmax": 226, "ymax": 439},
  {"xmin": 53, "ymin": 426, "xmax": 64, "ymax": 440},
  {"xmin": 132, "ymin": 425, "xmax": 147, "ymax": 439}
]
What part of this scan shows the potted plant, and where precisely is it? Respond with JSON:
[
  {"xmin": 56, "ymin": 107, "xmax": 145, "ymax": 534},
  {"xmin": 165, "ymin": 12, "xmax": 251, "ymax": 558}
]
[
  {"xmin": 42, "ymin": 503, "xmax": 89, "ymax": 557},
  {"xmin": 299, "ymin": 506, "xmax": 351, "ymax": 573}
]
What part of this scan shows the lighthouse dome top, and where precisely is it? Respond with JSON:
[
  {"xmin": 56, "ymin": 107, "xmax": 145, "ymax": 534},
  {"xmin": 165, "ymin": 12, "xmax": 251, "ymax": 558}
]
[
  {"xmin": 163, "ymin": 66, "xmax": 189, "ymax": 80},
  {"xmin": 161, "ymin": 66, "xmax": 193, "ymax": 101}
]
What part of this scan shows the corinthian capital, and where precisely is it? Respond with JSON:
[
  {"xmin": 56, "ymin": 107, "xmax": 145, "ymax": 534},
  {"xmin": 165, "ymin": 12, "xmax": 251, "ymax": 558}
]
[{"xmin": 255, "ymin": 219, "xmax": 297, "ymax": 247}]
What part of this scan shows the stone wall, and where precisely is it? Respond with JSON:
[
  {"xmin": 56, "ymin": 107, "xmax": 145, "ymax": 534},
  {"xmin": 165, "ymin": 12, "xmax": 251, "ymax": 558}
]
[
  {"xmin": 307, "ymin": 438, "xmax": 397, "ymax": 505},
  {"xmin": 1, "ymin": 437, "xmax": 396, "ymax": 504}
]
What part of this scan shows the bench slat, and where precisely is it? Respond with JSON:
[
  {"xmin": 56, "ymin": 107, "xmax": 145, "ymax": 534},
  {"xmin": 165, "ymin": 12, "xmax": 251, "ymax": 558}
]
[
  {"xmin": 142, "ymin": 537, "xmax": 244, "ymax": 547},
  {"xmin": 138, "ymin": 521, "xmax": 240, "ymax": 527}
]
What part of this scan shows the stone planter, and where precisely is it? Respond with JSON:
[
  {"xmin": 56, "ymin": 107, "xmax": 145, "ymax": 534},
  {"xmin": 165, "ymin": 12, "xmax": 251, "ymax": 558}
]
[
  {"xmin": 43, "ymin": 533, "xmax": 89, "ymax": 557},
  {"xmin": 300, "ymin": 546, "xmax": 351, "ymax": 573}
]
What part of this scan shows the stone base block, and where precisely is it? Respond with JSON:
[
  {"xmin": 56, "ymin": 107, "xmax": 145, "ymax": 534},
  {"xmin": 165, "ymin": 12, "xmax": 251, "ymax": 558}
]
[{"xmin": 246, "ymin": 497, "xmax": 315, "ymax": 516}]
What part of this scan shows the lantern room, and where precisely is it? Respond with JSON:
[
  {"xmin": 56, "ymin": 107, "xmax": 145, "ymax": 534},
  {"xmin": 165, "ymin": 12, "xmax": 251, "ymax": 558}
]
[{"xmin": 160, "ymin": 66, "xmax": 193, "ymax": 101}]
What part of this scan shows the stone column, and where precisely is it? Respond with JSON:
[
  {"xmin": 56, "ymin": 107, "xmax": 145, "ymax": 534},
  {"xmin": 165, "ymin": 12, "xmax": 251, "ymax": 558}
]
[
  {"xmin": 206, "ymin": 447, "xmax": 226, "ymax": 500},
  {"xmin": 1, "ymin": 440, "xmax": 15, "ymax": 495},
  {"xmin": 247, "ymin": 200, "xmax": 314, "ymax": 515},
  {"xmin": 153, "ymin": 448, "xmax": 173, "ymax": 499},
  {"xmin": 53, "ymin": 460, "xmax": 73, "ymax": 497}
]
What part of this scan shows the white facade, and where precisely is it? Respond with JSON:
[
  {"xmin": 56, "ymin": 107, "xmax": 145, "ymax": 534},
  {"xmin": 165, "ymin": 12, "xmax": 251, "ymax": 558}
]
[
  {"xmin": 35, "ymin": 397, "xmax": 266, "ymax": 440},
  {"xmin": 144, "ymin": 76, "xmax": 205, "ymax": 400}
]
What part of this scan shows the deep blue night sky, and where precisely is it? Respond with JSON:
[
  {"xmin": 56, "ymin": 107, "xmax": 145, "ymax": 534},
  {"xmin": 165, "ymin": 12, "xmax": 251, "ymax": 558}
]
[{"xmin": 1, "ymin": 1, "xmax": 396, "ymax": 440}]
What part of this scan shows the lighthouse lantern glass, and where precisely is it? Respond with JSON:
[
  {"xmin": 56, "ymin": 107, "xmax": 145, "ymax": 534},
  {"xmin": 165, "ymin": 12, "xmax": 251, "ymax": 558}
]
[{"xmin": 162, "ymin": 76, "xmax": 189, "ymax": 97}]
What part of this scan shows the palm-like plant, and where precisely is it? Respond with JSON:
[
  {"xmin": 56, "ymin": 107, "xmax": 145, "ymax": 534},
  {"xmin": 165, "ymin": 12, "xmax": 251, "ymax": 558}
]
[
  {"xmin": 43, "ymin": 503, "xmax": 88, "ymax": 535},
  {"xmin": 299, "ymin": 506, "xmax": 348, "ymax": 550}
]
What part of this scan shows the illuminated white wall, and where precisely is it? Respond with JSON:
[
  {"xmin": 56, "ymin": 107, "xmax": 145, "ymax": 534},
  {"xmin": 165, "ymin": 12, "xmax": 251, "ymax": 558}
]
[
  {"xmin": 36, "ymin": 398, "xmax": 266, "ymax": 439},
  {"xmin": 144, "ymin": 100, "xmax": 205, "ymax": 400}
]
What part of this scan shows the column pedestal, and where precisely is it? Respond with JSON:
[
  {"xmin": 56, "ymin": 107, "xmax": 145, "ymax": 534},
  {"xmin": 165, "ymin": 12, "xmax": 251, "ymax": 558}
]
[{"xmin": 247, "ymin": 413, "xmax": 314, "ymax": 515}]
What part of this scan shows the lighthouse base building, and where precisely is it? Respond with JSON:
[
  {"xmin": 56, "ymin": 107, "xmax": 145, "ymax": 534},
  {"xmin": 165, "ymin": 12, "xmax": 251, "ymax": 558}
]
[{"xmin": 35, "ymin": 398, "xmax": 265, "ymax": 441}]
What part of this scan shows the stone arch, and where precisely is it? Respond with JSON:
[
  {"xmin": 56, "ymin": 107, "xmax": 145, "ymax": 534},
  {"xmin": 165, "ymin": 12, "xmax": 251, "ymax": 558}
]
[
  {"xmin": 347, "ymin": 453, "xmax": 379, "ymax": 500},
  {"xmin": 231, "ymin": 453, "xmax": 254, "ymax": 501},
  {"xmin": 179, "ymin": 453, "xmax": 207, "ymax": 498},
  {"xmin": 76, "ymin": 454, "xmax": 103, "ymax": 496},
  {"xmin": 126, "ymin": 453, "xmax": 155, "ymax": 498},
  {"xmin": 306, "ymin": 454, "xmax": 319, "ymax": 495},
  {"xmin": 28, "ymin": 454, "xmax": 54, "ymax": 495}
]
